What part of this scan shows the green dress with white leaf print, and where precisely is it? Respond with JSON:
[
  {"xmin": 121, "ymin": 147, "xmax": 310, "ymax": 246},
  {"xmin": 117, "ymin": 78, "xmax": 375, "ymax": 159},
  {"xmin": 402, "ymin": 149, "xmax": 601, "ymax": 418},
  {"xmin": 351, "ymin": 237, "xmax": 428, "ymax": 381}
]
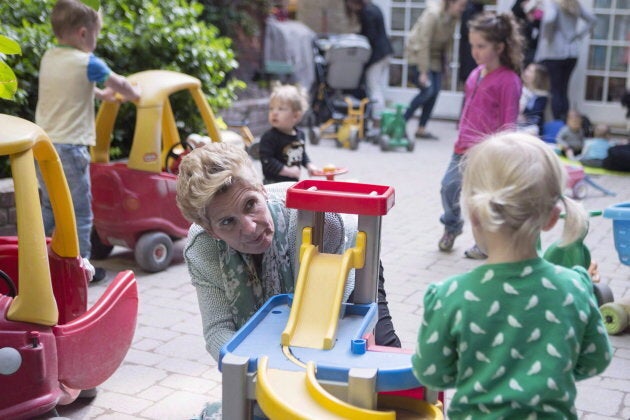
[{"xmin": 412, "ymin": 257, "xmax": 612, "ymax": 420}]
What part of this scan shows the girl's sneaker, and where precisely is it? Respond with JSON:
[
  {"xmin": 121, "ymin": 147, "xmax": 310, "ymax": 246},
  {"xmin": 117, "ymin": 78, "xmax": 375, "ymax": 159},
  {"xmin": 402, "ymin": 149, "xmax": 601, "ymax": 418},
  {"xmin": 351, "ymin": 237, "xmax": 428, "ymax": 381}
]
[
  {"xmin": 438, "ymin": 230, "xmax": 460, "ymax": 251},
  {"xmin": 464, "ymin": 244, "xmax": 488, "ymax": 260}
]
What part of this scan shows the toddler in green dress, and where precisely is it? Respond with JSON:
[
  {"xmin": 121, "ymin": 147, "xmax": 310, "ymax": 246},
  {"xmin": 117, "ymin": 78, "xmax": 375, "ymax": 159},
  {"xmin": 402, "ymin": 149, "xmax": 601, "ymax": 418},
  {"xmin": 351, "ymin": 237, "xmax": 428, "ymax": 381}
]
[{"xmin": 412, "ymin": 131, "xmax": 612, "ymax": 419}]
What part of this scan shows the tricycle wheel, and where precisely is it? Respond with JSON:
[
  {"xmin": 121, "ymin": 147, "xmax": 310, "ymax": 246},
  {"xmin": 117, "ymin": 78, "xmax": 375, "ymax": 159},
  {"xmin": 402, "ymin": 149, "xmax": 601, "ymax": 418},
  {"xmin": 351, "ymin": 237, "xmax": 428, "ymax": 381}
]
[
  {"xmin": 90, "ymin": 228, "xmax": 113, "ymax": 260},
  {"xmin": 380, "ymin": 135, "xmax": 391, "ymax": 152},
  {"xmin": 349, "ymin": 128, "xmax": 359, "ymax": 150},
  {"xmin": 600, "ymin": 303, "xmax": 629, "ymax": 335},
  {"xmin": 135, "ymin": 232, "xmax": 174, "ymax": 273},
  {"xmin": 593, "ymin": 282, "xmax": 614, "ymax": 306},
  {"xmin": 406, "ymin": 138, "xmax": 415, "ymax": 152},
  {"xmin": 572, "ymin": 180, "xmax": 588, "ymax": 199}
]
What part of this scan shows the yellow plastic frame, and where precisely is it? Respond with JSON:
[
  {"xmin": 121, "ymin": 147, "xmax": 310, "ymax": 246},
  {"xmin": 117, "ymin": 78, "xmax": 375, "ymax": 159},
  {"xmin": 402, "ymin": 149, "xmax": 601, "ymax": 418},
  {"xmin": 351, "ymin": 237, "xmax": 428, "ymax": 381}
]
[
  {"xmin": 0, "ymin": 114, "xmax": 82, "ymax": 326},
  {"xmin": 93, "ymin": 70, "xmax": 223, "ymax": 173}
]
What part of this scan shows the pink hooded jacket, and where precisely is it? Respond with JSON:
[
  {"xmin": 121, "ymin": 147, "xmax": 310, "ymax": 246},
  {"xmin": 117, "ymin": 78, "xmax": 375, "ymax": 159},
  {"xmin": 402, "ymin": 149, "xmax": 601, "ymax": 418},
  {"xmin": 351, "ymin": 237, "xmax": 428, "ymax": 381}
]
[{"xmin": 455, "ymin": 65, "xmax": 522, "ymax": 154}]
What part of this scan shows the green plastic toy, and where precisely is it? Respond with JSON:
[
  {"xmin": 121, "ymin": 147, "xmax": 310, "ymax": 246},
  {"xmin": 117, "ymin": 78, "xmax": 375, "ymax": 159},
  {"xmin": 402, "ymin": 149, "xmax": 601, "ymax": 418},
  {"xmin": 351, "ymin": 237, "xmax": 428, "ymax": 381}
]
[{"xmin": 378, "ymin": 104, "xmax": 414, "ymax": 152}]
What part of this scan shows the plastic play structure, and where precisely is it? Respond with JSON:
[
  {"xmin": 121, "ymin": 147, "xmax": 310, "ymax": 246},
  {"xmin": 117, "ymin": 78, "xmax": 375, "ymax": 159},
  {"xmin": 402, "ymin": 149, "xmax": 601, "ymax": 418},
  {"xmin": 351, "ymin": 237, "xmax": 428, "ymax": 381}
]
[
  {"xmin": 378, "ymin": 104, "xmax": 414, "ymax": 152},
  {"xmin": 0, "ymin": 115, "xmax": 138, "ymax": 418},
  {"xmin": 219, "ymin": 180, "xmax": 443, "ymax": 419},
  {"xmin": 91, "ymin": 70, "xmax": 251, "ymax": 272}
]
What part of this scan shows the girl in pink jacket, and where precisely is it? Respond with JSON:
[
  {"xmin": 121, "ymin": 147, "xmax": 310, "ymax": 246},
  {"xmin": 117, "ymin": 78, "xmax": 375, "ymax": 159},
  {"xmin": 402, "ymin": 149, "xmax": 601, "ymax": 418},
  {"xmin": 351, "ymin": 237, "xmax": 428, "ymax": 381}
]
[{"xmin": 438, "ymin": 11, "xmax": 524, "ymax": 259}]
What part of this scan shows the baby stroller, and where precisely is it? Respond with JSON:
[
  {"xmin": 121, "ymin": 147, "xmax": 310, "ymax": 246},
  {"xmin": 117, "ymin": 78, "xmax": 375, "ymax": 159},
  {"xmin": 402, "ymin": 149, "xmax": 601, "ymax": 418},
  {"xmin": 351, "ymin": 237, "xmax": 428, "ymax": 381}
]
[{"xmin": 306, "ymin": 34, "xmax": 374, "ymax": 150}]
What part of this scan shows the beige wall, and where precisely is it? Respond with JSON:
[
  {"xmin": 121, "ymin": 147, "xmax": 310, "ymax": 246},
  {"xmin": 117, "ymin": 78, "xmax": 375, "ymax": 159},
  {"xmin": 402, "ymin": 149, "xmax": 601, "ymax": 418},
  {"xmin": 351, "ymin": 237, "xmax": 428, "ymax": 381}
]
[{"xmin": 296, "ymin": 0, "xmax": 360, "ymax": 34}]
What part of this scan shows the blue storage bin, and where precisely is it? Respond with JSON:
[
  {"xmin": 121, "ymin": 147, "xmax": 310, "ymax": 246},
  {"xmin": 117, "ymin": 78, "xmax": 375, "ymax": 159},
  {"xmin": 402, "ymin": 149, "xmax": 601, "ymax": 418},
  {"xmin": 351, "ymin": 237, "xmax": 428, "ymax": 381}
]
[{"xmin": 603, "ymin": 202, "xmax": 630, "ymax": 266}]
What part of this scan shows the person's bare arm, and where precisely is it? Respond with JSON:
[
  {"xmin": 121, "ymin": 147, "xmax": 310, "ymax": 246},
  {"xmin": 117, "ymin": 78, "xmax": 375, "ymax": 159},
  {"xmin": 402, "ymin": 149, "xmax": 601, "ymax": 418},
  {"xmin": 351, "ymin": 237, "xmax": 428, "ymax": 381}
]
[{"xmin": 103, "ymin": 71, "xmax": 141, "ymax": 102}]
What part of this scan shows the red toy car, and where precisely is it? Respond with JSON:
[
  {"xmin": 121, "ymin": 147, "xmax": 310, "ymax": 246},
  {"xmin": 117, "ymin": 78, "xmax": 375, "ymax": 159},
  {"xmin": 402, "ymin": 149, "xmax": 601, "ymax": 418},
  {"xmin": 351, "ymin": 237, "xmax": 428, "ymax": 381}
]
[
  {"xmin": 0, "ymin": 114, "xmax": 138, "ymax": 419},
  {"xmin": 90, "ymin": 70, "xmax": 233, "ymax": 272}
]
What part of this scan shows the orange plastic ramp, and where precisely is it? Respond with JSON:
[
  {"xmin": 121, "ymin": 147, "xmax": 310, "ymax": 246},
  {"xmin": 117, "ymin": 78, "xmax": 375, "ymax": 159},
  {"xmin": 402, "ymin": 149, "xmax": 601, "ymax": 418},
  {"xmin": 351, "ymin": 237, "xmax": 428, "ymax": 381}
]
[
  {"xmin": 256, "ymin": 356, "xmax": 394, "ymax": 419},
  {"xmin": 282, "ymin": 231, "xmax": 366, "ymax": 349}
]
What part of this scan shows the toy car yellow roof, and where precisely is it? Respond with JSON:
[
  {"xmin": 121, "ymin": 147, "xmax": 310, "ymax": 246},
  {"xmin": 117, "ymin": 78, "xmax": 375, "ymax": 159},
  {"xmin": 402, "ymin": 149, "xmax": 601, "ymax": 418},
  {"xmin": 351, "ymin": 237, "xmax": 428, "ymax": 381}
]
[{"xmin": 93, "ymin": 70, "xmax": 222, "ymax": 173}]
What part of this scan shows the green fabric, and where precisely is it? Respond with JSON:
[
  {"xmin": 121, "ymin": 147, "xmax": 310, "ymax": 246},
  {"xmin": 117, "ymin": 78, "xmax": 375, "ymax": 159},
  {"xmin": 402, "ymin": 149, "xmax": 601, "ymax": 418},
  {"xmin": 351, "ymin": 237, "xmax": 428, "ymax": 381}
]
[
  {"xmin": 219, "ymin": 199, "xmax": 294, "ymax": 328},
  {"xmin": 543, "ymin": 225, "xmax": 591, "ymax": 269},
  {"xmin": 412, "ymin": 258, "xmax": 612, "ymax": 419},
  {"xmin": 559, "ymin": 155, "xmax": 630, "ymax": 176}
]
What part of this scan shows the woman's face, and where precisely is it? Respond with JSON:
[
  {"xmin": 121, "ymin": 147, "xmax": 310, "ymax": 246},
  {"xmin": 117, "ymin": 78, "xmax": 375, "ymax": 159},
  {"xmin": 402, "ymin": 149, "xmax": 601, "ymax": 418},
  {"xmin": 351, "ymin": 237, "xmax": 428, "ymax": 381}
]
[{"xmin": 205, "ymin": 183, "xmax": 275, "ymax": 254}]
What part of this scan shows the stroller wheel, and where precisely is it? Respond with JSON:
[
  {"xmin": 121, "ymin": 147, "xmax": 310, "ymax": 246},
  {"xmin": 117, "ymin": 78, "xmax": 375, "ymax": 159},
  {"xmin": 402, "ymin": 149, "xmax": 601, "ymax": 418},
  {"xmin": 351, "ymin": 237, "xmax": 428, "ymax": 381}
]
[{"xmin": 308, "ymin": 126, "xmax": 319, "ymax": 145}]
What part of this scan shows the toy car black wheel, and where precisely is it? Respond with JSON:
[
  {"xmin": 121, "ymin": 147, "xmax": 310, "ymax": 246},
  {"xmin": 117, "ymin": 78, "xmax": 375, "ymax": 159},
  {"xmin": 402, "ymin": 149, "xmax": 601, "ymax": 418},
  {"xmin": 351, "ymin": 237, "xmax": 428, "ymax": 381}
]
[
  {"xmin": 406, "ymin": 138, "xmax": 415, "ymax": 152},
  {"xmin": 134, "ymin": 232, "xmax": 174, "ymax": 273},
  {"xmin": 90, "ymin": 228, "xmax": 113, "ymax": 260},
  {"xmin": 0, "ymin": 269, "xmax": 16, "ymax": 297},
  {"xmin": 593, "ymin": 282, "xmax": 614, "ymax": 307},
  {"xmin": 380, "ymin": 135, "xmax": 391, "ymax": 152}
]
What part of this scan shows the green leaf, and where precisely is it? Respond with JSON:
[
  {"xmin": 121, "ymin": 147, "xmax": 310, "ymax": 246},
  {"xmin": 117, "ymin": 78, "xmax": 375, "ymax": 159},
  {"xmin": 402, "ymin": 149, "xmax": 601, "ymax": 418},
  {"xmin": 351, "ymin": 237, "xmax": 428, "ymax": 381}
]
[
  {"xmin": 81, "ymin": 0, "xmax": 101, "ymax": 11},
  {"xmin": 0, "ymin": 61, "xmax": 18, "ymax": 100},
  {"xmin": 0, "ymin": 35, "xmax": 21, "ymax": 55}
]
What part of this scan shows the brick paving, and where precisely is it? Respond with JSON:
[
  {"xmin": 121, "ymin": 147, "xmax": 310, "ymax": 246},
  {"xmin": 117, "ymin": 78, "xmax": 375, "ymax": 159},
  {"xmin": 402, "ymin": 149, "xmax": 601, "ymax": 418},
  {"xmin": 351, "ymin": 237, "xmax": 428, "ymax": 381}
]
[{"xmin": 52, "ymin": 120, "xmax": 630, "ymax": 419}]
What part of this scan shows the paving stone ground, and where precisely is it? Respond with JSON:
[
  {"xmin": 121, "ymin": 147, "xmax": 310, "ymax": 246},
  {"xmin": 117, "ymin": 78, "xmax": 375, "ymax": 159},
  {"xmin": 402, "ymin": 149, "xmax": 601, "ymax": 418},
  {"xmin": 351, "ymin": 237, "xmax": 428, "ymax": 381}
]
[{"xmin": 51, "ymin": 120, "xmax": 630, "ymax": 419}]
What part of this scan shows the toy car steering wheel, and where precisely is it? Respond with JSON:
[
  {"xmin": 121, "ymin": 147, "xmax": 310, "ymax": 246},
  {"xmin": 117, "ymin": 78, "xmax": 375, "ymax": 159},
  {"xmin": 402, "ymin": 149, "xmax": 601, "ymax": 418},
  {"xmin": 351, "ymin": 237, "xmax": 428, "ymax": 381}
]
[
  {"xmin": 165, "ymin": 141, "xmax": 194, "ymax": 175},
  {"xmin": 0, "ymin": 269, "xmax": 16, "ymax": 297}
]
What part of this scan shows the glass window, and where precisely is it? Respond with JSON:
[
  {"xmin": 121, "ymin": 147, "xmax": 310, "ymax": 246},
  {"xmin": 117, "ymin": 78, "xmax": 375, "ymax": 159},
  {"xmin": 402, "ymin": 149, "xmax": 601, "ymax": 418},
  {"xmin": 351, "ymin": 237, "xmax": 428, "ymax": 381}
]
[
  {"xmin": 593, "ymin": 14, "xmax": 610, "ymax": 40},
  {"xmin": 617, "ymin": 0, "xmax": 629, "ymax": 9},
  {"xmin": 608, "ymin": 77, "xmax": 627, "ymax": 102},
  {"xmin": 391, "ymin": 35, "xmax": 405, "ymax": 59},
  {"xmin": 391, "ymin": 7, "xmax": 405, "ymax": 31},
  {"xmin": 610, "ymin": 46, "xmax": 628, "ymax": 71},
  {"xmin": 588, "ymin": 45, "xmax": 608, "ymax": 70},
  {"xmin": 612, "ymin": 14, "xmax": 629, "ymax": 41},
  {"xmin": 585, "ymin": 75, "xmax": 605, "ymax": 101},
  {"xmin": 389, "ymin": 63, "xmax": 403, "ymax": 87},
  {"xmin": 594, "ymin": 0, "xmax": 612, "ymax": 7}
]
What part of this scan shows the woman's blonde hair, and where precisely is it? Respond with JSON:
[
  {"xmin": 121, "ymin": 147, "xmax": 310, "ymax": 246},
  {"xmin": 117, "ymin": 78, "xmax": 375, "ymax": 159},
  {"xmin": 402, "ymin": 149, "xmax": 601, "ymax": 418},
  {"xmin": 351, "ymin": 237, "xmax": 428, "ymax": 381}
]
[
  {"xmin": 557, "ymin": 0, "xmax": 581, "ymax": 16},
  {"xmin": 270, "ymin": 84, "xmax": 309, "ymax": 114},
  {"xmin": 176, "ymin": 142, "xmax": 263, "ymax": 231},
  {"xmin": 462, "ymin": 132, "xmax": 587, "ymax": 249}
]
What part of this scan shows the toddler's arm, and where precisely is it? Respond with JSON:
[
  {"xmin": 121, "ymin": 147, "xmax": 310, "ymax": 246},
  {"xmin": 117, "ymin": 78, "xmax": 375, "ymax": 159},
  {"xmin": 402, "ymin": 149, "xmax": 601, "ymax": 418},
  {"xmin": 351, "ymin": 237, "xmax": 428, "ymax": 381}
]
[
  {"xmin": 306, "ymin": 162, "xmax": 319, "ymax": 176},
  {"xmin": 102, "ymin": 72, "xmax": 141, "ymax": 102}
]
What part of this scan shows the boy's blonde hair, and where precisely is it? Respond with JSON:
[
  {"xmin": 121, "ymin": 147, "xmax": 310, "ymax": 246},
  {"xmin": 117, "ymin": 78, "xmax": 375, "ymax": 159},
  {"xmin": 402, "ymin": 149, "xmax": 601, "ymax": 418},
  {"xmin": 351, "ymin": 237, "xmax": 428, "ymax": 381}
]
[
  {"xmin": 462, "ymin": 132, "xmax": 587, "ymax": 249},
  {"xmin": 270, "ymin": 84, "xmax": 309, "ymax": 114},
  {"xmin": 593, "ymin": 123, "xmax": 610, "ymax": 138},
  {"xmin": 176, "ymin": 142, "xmax": 264, "ymax": 232},
  {"xmin": 51, "ymin": 0, "xmax": 100, "ymax": 40},
  {"xmin": 530, "ymin": 63, "xmax": 550, "ymax": 92}
]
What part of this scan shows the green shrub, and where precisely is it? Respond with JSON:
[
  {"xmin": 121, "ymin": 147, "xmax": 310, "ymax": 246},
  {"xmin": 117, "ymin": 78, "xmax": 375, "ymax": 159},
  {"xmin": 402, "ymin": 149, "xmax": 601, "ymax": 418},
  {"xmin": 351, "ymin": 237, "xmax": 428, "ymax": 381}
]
[{"xmin": 0, "ymin": 0, "xmax": 243, "ymax": 174}]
